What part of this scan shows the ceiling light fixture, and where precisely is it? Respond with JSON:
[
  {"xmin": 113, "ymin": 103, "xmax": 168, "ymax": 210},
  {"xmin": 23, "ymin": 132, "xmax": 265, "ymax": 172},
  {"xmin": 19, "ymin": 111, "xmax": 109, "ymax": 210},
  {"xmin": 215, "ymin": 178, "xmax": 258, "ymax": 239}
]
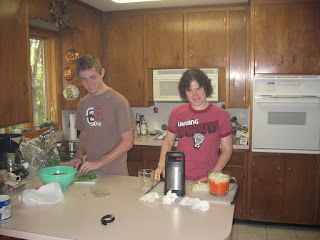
[{"xmin": 111, "ymin": 0, "xmax": 163, "ymax": 3}]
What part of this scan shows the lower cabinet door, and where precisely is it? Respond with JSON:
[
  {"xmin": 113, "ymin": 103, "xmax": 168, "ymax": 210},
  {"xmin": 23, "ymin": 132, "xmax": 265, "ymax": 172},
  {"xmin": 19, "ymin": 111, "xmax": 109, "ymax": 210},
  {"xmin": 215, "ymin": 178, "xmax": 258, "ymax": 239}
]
[
  {"xmin": 282, "ymin": 155, "xmax": 318, "ymax": 224},
  {"xmin": 250, "ymin": 154, "xmax": 284, "ymax": 222}
]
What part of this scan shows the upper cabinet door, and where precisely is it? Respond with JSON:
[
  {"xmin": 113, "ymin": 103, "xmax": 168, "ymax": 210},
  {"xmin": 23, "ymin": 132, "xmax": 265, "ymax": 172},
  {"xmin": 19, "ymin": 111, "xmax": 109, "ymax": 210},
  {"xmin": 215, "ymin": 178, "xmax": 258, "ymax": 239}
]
[
  {"xmin": 289, "ymin": 2, "xmax": 320, "ymax": 74},
  {"xmin": 146, "ymin": 13, "xmax": 184, "ymax": 69},
  {"xmin": 187, "ymin": 11, "xmax": 227, "ymax": 68},
  {"xmin": 0, "ymin": 0, "xmax": 32, "ymax": 127},
  {"xmin": 104, "ymin": 16, "xmax": 146, "ymax": 107},
  {"xmin": 228, "ymin": 10, "xmax": 248, "ymax": 108},
  {"xmin": 254, "ymin": 4, "xmax": 289, "ymax": 74}
]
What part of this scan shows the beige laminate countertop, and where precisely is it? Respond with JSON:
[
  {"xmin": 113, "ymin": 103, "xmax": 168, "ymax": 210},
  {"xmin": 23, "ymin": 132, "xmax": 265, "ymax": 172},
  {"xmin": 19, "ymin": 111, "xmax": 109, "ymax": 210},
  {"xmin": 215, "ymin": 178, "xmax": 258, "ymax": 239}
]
[
  {"xmin": 0, "ymin": 175, "xmax": 235, "ymax": 240},
  {"xmin": 134, "ymin": 133, "xmax": 249, "ymax": 150}
]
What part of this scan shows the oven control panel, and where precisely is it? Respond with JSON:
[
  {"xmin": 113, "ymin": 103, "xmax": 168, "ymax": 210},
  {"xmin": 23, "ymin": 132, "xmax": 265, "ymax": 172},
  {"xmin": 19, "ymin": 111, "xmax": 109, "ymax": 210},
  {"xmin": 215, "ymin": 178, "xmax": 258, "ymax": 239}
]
[{"xmin": 254, "ymin": 76, "xmax": 320, "ymax": 96}]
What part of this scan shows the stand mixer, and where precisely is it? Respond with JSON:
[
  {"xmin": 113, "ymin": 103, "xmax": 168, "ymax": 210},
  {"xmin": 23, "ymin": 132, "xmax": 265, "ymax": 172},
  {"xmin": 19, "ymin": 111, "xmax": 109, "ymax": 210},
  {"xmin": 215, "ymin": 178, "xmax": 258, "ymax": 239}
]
[{"xmin": 0, "ymin": 134, "xmax": 28, "ymax": 178}]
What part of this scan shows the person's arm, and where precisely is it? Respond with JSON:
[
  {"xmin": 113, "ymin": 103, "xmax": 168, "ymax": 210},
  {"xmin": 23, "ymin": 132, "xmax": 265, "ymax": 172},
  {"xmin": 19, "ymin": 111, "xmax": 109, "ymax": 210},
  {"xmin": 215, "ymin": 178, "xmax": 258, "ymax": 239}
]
[
  {"xmin": 154, "ymin": 131, "xmax": 177, "ymax": 180},
  {"xmin": 70, "ymin": 131, "xmax": 86, "ymax": 170},
  {"xmin": 77, "ymin": 130, "xmax": 134, "ymax": 175},
  {"xmin": 213, "ymin": 134, "xmax": 233, "ymax": 171},
  {"xmin": 197, "ymin": 134, "xmax": 233, "ymax": 182}
]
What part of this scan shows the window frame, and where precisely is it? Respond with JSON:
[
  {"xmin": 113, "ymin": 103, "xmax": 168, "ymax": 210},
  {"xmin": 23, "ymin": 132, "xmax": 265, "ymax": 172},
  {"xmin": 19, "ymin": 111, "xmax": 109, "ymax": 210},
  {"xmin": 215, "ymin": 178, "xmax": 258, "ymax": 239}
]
[{"xmin": 22, "ymin": 26, "xmax": 61, "ymax": 138}]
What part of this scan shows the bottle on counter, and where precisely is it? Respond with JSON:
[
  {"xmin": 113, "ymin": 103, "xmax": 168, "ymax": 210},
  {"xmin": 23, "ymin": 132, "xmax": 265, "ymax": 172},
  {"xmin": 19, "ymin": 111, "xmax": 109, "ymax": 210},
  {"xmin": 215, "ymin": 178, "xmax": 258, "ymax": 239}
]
[
  {"xmin": 135, "ymin": 113, "xmax": 141, "ymax": 137},
  {"xmin": 140, "ymin": 115, "xmax": 147, "ymax": 136}
]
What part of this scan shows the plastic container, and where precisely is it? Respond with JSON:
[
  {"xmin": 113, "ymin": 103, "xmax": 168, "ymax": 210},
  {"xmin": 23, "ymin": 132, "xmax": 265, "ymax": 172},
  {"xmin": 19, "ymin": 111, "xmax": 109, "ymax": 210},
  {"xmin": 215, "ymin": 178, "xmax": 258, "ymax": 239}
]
[
  {"xmin": 207, "ymin": 170, "xmax": 237, "ymax": 196},
  {"xmin": 18, "ymin": 182, "xmax": 64, "ymax": 205},
  {"xmin": 38, "ymin": 166, "xmax": 77, "ymax": 190}
]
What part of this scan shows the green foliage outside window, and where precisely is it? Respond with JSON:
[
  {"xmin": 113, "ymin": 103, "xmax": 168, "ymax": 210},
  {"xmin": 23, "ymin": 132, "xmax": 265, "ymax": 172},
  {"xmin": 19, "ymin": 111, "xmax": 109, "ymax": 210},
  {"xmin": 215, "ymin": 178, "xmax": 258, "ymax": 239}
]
[{"xmin": 30, "ymin": 38, "xmax": 48, "ymax": 127}]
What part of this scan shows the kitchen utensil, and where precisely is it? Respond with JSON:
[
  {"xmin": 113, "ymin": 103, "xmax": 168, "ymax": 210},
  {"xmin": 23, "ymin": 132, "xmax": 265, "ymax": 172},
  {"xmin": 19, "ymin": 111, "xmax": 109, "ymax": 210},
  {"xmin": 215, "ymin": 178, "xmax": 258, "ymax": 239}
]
[
  {"xmin": 0, "ymin": 134, "xmax": 25, "ymax": 175},
  {"xmin": 65, "ymin": 48, "xmax": 80, "ymax": 64},
  {"xmin": 38, "ymin": 166, "xmax": 77, "ymax": 190},
  {"xmin": 143, "ymin": 180, "xmax": 161, "ymax": 195},
  {"xmin": 164, "ymin": 151, "xmax": 185, "ymax": 197},
  {"xmin": 63, "ymin": 67, "xmax": 75, "ymax": 81}
]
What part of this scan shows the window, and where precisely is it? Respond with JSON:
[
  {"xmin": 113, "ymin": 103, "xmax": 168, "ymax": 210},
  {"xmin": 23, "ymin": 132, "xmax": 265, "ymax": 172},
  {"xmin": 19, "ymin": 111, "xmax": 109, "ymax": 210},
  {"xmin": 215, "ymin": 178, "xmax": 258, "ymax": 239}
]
[
  {"xmin": 30, "ymin": 38, "xmax": 48, "ymax": 127},
  {"xmin": 8, "ymin": 26, "xmax": 59, "ymax": 136}
]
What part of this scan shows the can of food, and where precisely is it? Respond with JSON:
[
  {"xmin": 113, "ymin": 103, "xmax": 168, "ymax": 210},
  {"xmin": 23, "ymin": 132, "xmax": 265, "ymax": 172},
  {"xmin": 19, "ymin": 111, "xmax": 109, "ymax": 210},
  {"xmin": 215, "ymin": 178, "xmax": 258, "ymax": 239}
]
[{"xmin": 0, "ymin": 195, "xmax": 11, "ymax": 221}]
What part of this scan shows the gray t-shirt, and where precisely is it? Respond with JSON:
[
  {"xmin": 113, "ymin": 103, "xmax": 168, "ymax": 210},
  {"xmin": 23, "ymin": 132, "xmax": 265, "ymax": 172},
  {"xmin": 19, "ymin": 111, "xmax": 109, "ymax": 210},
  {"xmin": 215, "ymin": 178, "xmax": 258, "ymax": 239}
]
[{"xmin": 75, "ymin": 88, "xmax": 135, "ymax": 175}]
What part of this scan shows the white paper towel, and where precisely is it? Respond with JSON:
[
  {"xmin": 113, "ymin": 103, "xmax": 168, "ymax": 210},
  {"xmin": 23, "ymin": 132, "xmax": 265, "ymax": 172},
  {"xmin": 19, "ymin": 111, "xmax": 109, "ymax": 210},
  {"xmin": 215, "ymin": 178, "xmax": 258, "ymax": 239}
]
[{"xmin": 70, "ymin": 113, "xmax": 77, "ymax": 140}]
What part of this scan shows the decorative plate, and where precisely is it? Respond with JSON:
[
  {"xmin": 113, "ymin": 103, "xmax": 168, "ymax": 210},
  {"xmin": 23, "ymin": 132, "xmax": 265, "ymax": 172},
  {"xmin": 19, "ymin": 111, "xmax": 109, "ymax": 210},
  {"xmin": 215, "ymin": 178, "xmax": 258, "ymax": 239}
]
[
  {"xmin": 63, "ymin": 84, "xmax": 79, "ymax": 101},
  {"xmin": 63, "ymin": 67, "xmax": 75, "ymax": 81},
  {"xmin": 65, "ymin": 48, "xmax": 80, "ymax": 64}
]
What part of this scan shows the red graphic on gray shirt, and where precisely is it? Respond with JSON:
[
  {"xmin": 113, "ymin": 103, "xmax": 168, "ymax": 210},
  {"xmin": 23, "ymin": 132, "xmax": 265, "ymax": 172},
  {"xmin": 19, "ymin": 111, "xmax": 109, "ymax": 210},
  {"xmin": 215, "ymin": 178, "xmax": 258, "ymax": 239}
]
[{"xmin": 86, "ymin": 107, "xmax": 104, "ymax": 126}]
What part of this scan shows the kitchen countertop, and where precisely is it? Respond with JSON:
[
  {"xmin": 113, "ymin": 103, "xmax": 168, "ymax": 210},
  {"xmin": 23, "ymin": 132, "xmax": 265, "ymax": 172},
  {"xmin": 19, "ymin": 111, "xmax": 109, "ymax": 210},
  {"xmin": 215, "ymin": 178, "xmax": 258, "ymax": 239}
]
[
  {"xmin": 0, "ymin": 175, "xmax": 235, "ymax": 240},
  {"xmin": 134, "ymin": 133, "xmax": 249, "ymax": 150}
]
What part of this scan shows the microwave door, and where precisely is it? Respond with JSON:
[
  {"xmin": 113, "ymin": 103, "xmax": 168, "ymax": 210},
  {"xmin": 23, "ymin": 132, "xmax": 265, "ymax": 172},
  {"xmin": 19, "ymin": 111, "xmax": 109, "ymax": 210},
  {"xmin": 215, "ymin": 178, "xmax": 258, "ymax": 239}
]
[{"xmin": 252, "ymin": 97, "xmax": 320, "ymax": 152}]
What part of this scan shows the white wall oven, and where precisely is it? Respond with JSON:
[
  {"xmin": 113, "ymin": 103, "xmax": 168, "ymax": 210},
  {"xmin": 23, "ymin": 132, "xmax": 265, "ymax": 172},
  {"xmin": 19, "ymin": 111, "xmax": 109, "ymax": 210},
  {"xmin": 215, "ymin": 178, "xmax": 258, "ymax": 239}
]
[{"xmin": 252, "ymin": 76, "xmax": 320, "ymax": 154}]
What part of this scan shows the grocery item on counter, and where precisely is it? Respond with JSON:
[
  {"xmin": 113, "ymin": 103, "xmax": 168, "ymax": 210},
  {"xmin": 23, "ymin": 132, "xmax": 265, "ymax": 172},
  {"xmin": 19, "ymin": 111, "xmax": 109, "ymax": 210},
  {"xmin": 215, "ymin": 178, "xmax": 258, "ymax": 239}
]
[{"xmin": 140, "ymin": 115, "xmax": 147, "ymax": 135}]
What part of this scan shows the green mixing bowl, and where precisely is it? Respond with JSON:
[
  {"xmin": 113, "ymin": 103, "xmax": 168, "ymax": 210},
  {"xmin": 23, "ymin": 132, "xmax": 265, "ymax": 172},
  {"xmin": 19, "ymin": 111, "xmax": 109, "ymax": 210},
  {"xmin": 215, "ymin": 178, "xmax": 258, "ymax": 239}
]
[{"xmin": 38, "ymin": 166, "xmax": 78, "ymax": 190}]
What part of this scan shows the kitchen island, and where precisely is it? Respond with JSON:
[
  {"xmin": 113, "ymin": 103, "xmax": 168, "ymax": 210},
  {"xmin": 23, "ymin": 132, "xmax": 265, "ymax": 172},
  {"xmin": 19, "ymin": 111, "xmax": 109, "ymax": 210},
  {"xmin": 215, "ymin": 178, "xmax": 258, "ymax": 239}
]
[{"xmin": 0, "ymin": 175, "xmax": 235, "ymax": 240}]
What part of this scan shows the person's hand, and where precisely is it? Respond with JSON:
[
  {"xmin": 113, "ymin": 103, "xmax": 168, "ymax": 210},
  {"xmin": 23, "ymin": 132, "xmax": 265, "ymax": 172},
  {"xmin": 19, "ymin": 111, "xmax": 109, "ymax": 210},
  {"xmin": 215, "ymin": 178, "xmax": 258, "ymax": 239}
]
[
  {"xmin": 154, "ymin": 165, "xmax": 165, "ymax": 180},
  {"xmin": 70, "ymin": 157, "xmax": 83, "ymax": 170},
  {"xmin": 77, "ymin": 161, "xmax": 101, "ymax": 175}
]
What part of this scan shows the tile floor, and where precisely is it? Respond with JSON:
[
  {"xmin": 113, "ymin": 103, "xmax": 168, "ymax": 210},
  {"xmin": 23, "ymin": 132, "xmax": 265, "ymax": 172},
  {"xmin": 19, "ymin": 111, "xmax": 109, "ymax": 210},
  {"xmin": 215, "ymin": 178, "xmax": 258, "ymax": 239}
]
[{"xmin": 230, "ymin": 221, "xmax": 320, "ymax": 240}]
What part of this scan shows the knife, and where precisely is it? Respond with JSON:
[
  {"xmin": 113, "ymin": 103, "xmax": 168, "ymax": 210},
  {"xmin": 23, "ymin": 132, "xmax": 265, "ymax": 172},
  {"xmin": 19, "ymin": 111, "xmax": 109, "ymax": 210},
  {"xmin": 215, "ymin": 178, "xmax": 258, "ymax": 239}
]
[{"xmin": 144, "ymin": 178, "xmax": 164, "ymax": 195}]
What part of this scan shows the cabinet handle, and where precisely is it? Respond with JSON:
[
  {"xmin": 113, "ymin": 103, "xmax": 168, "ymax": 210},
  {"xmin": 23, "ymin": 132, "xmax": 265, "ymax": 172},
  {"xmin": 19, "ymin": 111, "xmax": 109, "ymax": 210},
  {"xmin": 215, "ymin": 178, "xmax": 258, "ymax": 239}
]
[
  {"xmin": 277, "ymin": 166, "xmax": 281, "ymax": 175},
  {"xmin": 138, "ymin": 79, "xmax": 140, "ymax": 88},
  {"xmin": 232, "ymin": 78, "xmax": 236, "ymax": 87},
  {"xmin": 281, "ymin": 54, "xmax": 284, "ymax": 64},
  {"xmin": 190, "ymin": 52, "xmax": 193, "ymax": 59},
  {"xmin": 292, "ymin": 55, "xmax": 296, "ymax": 64},
  {"xmin": 288, "ymin": 166, "xmax": 292, "ymax": 176},
  {"xmin": 177, "ymin": 52, "xmax": 180, "ymax": 62}
]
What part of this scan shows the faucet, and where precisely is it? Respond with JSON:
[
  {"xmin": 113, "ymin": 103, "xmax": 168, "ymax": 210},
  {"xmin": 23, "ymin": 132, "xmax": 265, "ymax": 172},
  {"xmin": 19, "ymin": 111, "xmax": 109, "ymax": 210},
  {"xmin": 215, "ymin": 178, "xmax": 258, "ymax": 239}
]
[{"xmin": 39, "ymin": 128, "xmax": 55, "ymax": 142}]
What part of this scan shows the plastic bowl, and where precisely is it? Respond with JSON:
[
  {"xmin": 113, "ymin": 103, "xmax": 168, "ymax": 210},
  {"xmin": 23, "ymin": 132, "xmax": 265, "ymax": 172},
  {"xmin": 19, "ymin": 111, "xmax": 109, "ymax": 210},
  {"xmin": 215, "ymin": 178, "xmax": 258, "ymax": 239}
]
[{"xmin": 38, "ymin": 166, "xmax": 77, "ymax": 190}]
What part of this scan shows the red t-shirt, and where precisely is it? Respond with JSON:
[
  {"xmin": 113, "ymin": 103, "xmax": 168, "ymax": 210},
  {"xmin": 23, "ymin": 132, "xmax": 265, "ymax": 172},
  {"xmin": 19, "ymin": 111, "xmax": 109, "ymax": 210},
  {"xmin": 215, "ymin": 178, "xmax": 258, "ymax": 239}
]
[{"xmin": 168, "ymin": 103, "xmax": 232, "ymax": 181}]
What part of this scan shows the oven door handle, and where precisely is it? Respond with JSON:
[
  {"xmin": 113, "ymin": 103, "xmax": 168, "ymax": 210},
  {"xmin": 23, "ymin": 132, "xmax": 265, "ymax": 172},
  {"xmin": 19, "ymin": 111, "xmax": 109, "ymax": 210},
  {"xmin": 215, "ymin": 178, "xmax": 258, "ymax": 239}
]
[{"xmin": 255, "ymin": 97, "xmax": 320, "ymax": 104}]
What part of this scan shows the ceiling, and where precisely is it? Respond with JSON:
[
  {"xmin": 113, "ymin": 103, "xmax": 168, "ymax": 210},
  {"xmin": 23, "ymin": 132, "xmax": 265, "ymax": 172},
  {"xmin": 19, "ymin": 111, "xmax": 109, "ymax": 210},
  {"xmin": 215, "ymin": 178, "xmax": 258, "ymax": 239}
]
[{"xmin": 78, "ymin": 0, "xmax": 248, "ymax": 12}]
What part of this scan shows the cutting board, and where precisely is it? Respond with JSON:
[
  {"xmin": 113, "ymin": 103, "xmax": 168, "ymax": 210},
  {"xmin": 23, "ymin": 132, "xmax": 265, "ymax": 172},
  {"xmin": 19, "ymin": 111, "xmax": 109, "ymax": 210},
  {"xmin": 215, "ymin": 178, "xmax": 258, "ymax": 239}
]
[{"xmin": 148, "ymin": 180, "xmax": 239, "ymax": 205}]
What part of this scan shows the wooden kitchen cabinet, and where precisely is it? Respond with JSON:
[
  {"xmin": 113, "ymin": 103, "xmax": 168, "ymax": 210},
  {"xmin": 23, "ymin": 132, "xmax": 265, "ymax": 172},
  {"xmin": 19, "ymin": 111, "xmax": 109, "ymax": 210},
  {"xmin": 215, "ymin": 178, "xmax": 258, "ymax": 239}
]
[
  {"xmin": 84, "ymin": 9, "xmax": 103, "ymax": 62},
  {"xmin": 127, "ymin": 146, "xmax": 144, "ymax": 176},
  {"xmin": 224, "ymin": 150, "xmax": 247, "ymax": 220},
  {"xmin": 186, "ymin": 10, "xmax": 227, "ymax": 68},
  {"xmin": 0, "ymin": 0, "xmax": 32, "ymax": 127},
  {"xmin": 252, "ymin": 1, "xmax": 320, "ymax": 74},
  {"xmin": 248, "ymin": 152, "xmax": 319, "ymax": 225},
  {"xmin": 227, "ymin": 9, "xmax": 249, "ymax": 108},
  {"xmin": 146, "ymin": 12, "xmax": 184, "ymax": 69},
  {"xmin": 143, "ymin": 146, "xmax": 161, "ymax": 170},
  {"xmin": 127, "ymin": 145, "xmax": 160, "ymax": 176},
  {"xmin": 103, "ymin": 15, "xmax": 152, "ymax": 107}
]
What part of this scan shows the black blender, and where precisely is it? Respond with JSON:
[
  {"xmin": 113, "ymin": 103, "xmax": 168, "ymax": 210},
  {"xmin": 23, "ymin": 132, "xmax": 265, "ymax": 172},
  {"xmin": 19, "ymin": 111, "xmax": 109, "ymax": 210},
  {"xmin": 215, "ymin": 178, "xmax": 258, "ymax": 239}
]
[{"xmin": 0, "ymin": 134, "xmax": 28, "ymax": 178}]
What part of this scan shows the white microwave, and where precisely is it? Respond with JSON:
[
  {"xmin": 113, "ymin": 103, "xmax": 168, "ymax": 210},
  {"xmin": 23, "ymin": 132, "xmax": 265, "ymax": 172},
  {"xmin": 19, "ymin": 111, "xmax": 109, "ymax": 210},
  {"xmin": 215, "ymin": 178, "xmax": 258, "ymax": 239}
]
[{"xmin": 153, "ymin": 68, "xmax": 218, "ymax": 102}]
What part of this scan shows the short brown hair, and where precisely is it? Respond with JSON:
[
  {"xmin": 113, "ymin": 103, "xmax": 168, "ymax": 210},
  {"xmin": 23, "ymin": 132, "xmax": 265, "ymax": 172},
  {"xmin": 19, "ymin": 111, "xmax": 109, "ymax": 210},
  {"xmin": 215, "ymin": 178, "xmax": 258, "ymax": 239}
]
[
  {"xmin": 178, "ymin": 68, "xmax": 213, "ymax": 102},
  {"xmin": 76, "ymin": 55, "xmax": 102, "ymax": 75}
]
